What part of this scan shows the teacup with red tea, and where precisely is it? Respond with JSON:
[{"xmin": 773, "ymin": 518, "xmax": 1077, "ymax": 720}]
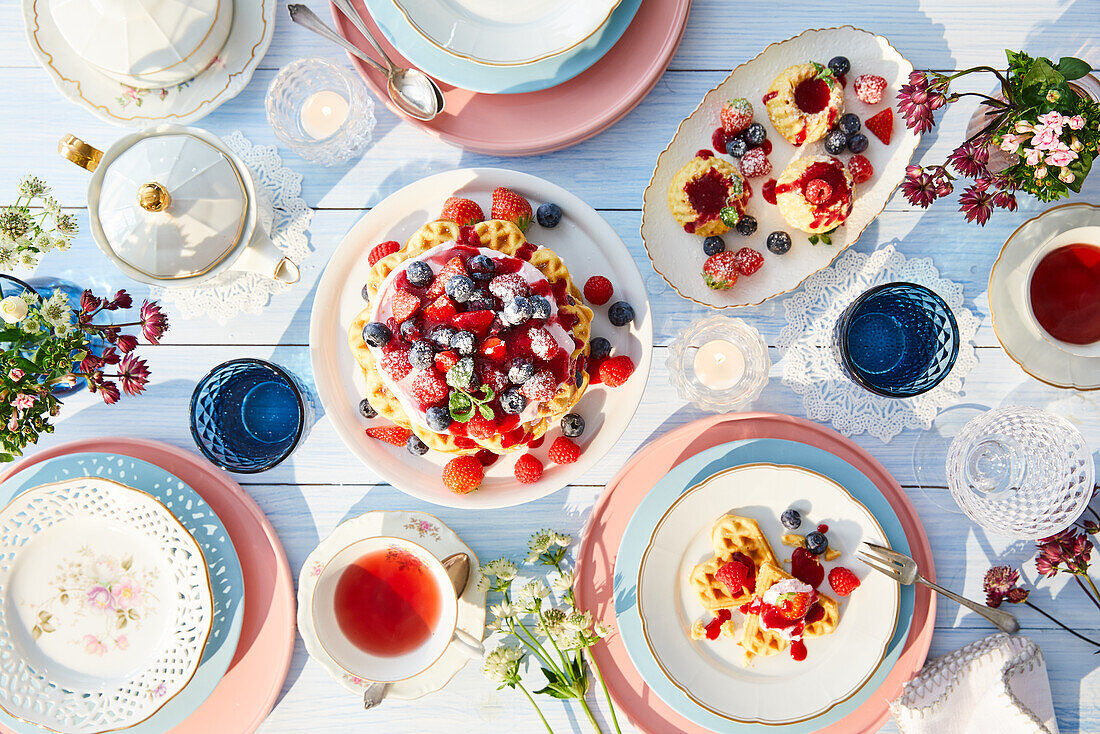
[{"xmin": 1024, "ymin": 226, "xmax": 1100, "ymax": 357}]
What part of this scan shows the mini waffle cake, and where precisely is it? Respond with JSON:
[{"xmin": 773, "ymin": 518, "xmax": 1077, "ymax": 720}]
[
  {"xmin": 349, "ymin": 219, "xmax": 593, "ymax": 456},
  {"xmin": 668, "ymin": 153, "xmax": 750, "ymax": 237},
  {"xmin": 775, "ymin": 155, "xmax": 854, "ymax": 234},
  {"xmin": 764, "ymin": 63, "xmax": 845, "ymax": 147},
  {"xmin": 739, "ymin": 562, "xmax": 839, "ymax": 666}
]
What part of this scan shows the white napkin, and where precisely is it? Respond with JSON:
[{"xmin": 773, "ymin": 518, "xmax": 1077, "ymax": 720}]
[{"xmin": 890, "ymin": 633, "xmax": 1058, "ymax": 734}]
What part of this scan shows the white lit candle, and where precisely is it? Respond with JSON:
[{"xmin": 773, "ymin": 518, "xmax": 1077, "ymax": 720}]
[
  {"xmin": 693, "ymin": 339, "xmax": 746, "ymax": 390},
  {"xmin": 300, "ymin": 90, "xmax": 349, "ymax": 140}
]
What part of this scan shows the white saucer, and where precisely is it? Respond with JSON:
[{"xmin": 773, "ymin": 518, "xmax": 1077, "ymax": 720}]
[{"xmin": 297, "ymin": 511, "xmax": 485, "ymax": 701}]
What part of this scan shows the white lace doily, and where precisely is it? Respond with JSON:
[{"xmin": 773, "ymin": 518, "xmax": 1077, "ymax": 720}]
[
  {"xmin": 150, "ymin": 131, "xmax": 312, "ymax": 324},
  {"xmin": 776, "ymin": 243, "xmax": 979, "ymax": 443}
]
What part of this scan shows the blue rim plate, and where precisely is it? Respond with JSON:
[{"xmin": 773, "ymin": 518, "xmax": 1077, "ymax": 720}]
[
  {"xmin": 358, "ymin": 0, "xmax": 642, "ymax": 94},
  {"xmin": 0, "ymin": 453, "xmax": 245, "ymax": 734},
  {"xmin": 614, "ymin": 439, "xmax": 914, "ymax": 733}
]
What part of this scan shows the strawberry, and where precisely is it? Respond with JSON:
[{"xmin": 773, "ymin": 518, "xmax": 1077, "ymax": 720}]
[
  {"xmin": 548, "ymin": 436, "xmax": 580, "ymax": 464},
  {"xmin": 739, "ymin": 147, "xmax": 771, "ymax": 178},
  {"xmin": 864, "ymin": 108, "xmax": 893, "ymax": 145},
  {"xmin": 734, "ymin": 247, "xmax": 764, "ymax": 276},
  {"xmin": 450, "ymin": 309, "xmax": 495, "ymax": 339},
  {"xmin": 424, "ymin": 294, "xmax": 457, "ymax": 321},
  {"xmin": 828, "ymin": 566, "xmax": 861, "ymax": 596},
  {"xmin": 428, "ymin": 256, "xmax": 468, "ymax": 298},
  {"xmin": 465, "ymin": 413, "xmax": 497, "ymax": 440},
  {"xmin": 599, "ymin": 355, "xmax": 635, "ymax": 387},
  {"xmin": 365, "ymin": 425, "xmax": 410, "ymax": 446},
  {"xmin": 380, "ymin": 349, "xmax": 412, "ymax": 380},
  {"xmin": 411, "ymin": 369, "xmax": 448, "ymax": 405},
  {"xmin": 790, "ymin": 547, "xmax": 824, "ymax": 589},
  {"xmin": 442, "ymin": 455, "xmax": 484, "ymax": 494},
  {"xmin": 368, "ymin": 241, "xmax": 400, "ymax": 266},
  {"xmin": 583, "ymin": 275, "xmax": 614, "ymax": 305},
  {"xmin": 853, "ymin": 74, "xmax": 888, "ymax": 105},
  {"xmin": 391, "ymin": 289, "xmax": 421, "ymax": 322},
  {"xmin": 479, "ymin": 336, "xmax": 507, "ymax": 361},
  {"xmin": 490, "ymin": 187, "xmax": 533, "ymax": 231},
  {"xmin": 435, "ymin": 350, "xmax": 459, "ymax": 372},
  {"xmin": 776, "ymin": 591, "xmax": 811, "ymax": 620},
  {"xmin": 440, "ymin": 197, "xmax": 484, "ymax": 226},
  {"xmin": 703, "ymin": 251, "xmax": 739, "ymax": 290},
  {"xmin": 476, "ymin": 361, "xmax": 508, "ymax": 391},
  {"xmin": 514, "ymin": 453, "xmax": 544, "ymax": 484},
  {"xmin": 720, "ymin": 98, "xmax": 754, "ymax": 136},
  {"xmin": 848, "ymin": 154, "xmax": 874, "ymax": 184},
  {"xmin": 714, "ymin": 558, "xmax": 752, "ymax": 596}
]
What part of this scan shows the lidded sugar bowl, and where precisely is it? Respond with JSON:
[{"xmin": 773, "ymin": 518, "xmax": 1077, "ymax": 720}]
[{"xmin": 59, "ymin": 125, "xmax": 299, "ymax": 287}]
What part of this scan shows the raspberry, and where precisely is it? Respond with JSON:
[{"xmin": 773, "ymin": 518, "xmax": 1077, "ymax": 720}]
[
  {"xmin": 365, "ymin": 425, "xmax": 410, "ymax": 446},
  {"xmin": 734, "ymin": 247, "xmax": 764, "ymax": 276},
  {"xmin": 587, "ymin": 356, "xmax": 604, "ymax": 384},
  {"xmin": 848, "ymin": 154, "xmax": 874, "ymax": 184},
  {"xmin": 791, "ymin": 547, "xmax": 824, "ymax": 589},
  {"xmin": 411, "ymin": 369, "xmax": 448, "ymax": 404},
  {"xmin": 520, "ymin": 370, "xmax": 558, "ymax": 401},
  {"xmin": 720, "ymin": 98, "xmax": 754, "ymax": 136},
  {"xmin": 583, "ymin": 275, "xmax": 614, "ymax": 305},
  {"xmin": 380, "ymin": 348, "xmax": 412, "ymax": 380},
  {"xmin": 828, "ymin": 566, "xmax": 861, "ymax": 596},
  {"xmin": 739, "ymin": 147, "xmax": 771, "ymax": 178},
  {"xmin": 368, "ymin": 240, "xmax": 400, "ymax": 266},
  {"xmin": 714, "ymin": 558, "xmax": 752, "ymax": 596},
  {"xmin": 465, "ymin": 413, "xmax": 496, "ymax": 440},
  {"xmin": 514, "ymin": 453, "xmax": 544, "ymax": 484},
  {"xmin": 598, "ymin": 355, "xmax": 635, "ymax": 387},
  {"xmin": 853, "ymin": 74, "xmax": 888, "ymax": 105},
  {"xmin": 548, "ymin": 436, "xmax": 580, "ymax": 464},
  {"xmin": 391, "ymin": 289, "xmax": 421, "ymax": 323},
  {"xmin": 864, "ymin": 108, "xmax": 894, "ymax": 145},
  {"xmin": 528, "ymin": 326, "xmax": 559, "ymax": 361},
  {"xmin": 804, "ymin": 178, "xmax": 833, "ymax": 205},
  {"xmin": 702, "ymin": 251, "xmax": 739, "ymax": 290},
  {"xmin": 442, "ymin": 455, "xmax": 484, "ymax": 494}
]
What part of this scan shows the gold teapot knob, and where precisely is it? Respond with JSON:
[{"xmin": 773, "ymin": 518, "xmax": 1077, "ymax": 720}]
[
  {"xmin": 137, "ymin": 182, "xmax": 172, "ymax": 212},
  {"xmin": 58, "ymin": 134, "xmax": 103, "ymax": 172}
]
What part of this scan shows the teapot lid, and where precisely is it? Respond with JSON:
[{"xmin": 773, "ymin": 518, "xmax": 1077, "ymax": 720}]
[
  {"xmin": 49, "ymin": 0, "xmax": 222, "ymax": 79},
  {"xmin": 95, "ymin": 132, "xmax": 247, "ymax": 280}
]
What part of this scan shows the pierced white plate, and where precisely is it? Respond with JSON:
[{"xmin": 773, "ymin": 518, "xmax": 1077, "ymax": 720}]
[
  {"xmin": 0, "ymin": 478, "xmax": 213, "ymax": 734},
  {"xmin": 298, "ymin": 510, "xmax": 484, "ymax": 700},
  {"xmin": 388, "ymin": 0, "xmax": 621, "ymax": 66},
  {"xmin": 22, "ymin": 0, "xmax": 276, "ymax": 127},
  {"xmin": 637, "ymin": 463, "xmax": 899, "ymax": 725},
  {"xmin": 642, "ymin": 26, "xmax": 919, "ymax": 308},
  {"xmin": 309, "ymin": 168, "xmax": 652, "ymax": 509}
]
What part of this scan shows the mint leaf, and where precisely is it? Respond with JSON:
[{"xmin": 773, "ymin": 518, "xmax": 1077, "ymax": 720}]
[
  {"xmin": 808, "ymin": 235, "xmax": 819, "ymax": 245},
  {"xmin": 448, "ymin": 391, "xmax": 474, "ymax": 422},
  {"xmin": 478, "ymin": 404, "xmax": 495, "ymax": 420},
  {"xmin": 1056, "ymin": 57, "xmax": 1091, "ymax": 81}
]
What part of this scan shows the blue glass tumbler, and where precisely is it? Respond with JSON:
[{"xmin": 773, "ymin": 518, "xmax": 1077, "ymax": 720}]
[
  {"xmin": 190, "ymin": 358, "xmax": 312, "ymax": 473},
  {"xmin": 833, "ymin": 282, "xmax": 960, "ymax": 398}
]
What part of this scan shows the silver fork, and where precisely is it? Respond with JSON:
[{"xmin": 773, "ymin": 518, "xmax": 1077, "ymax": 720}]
[{"xmin": 857, "ymin": 542, "xmax": 1019, "ymax": 634}]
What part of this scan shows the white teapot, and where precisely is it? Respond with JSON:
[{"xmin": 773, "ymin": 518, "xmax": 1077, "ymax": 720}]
[{"xmin": 60, "ymin": 125, "xmax": 298, "ymax": 287}]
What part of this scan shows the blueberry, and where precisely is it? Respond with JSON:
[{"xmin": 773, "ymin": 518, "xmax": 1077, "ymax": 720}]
[
  {"xmin": 824, "ymin": 129, "xmax": 849, "ymax": 155},
  {"xmin": 805, "ymin": 531, "xmax": 828, "ymax": 555},
  {"xmin": 561, "ymin": 413, "xmax": 585, "ymax": 437},
  {"xmin": 408, "ymin": 340, "xmax": 434, "ymax": 369},
  {"xmin": 468, "ymin": 289, "xmax": 494, "ymax": 311},
  {"xmin": 361, "ymin": 322, "xmax": 392, "ymax": 347},
  {"xmin": 608, "ymin": 301, "xmax": 635, "ymax": 327},
  {"xmin": 500, "ymin": 389, "xmax": 528, "ymax": 415},
  {"xmin": 502, "ymin": 295, "xmax": 533, "ymax": 325},
  {"xmin": 508, "ymin": 359, "xmax": 535, "ymax": 385},
  {"xmin": 766, "ymin": 231, "xmax": 792, "ymax": 255},
  {"xmin": 429, "ymin": 325, "xmax": 456, "ymax": 350},
  {"xmin": 529, "ymin": 295, "xmax": 552, "ymax": 320},
  {"xmin": 360, "ymin": 284, "xmax": 371, "ymax": 302},
  {"xmin": 847, "ymin": 133, "xmax": 869, "ymax": 154},
  {"xmin": 744, "ymin": 122, "xmax": 767, "ymax": 146},
  {"xmin": 468, "ymin": 254, "xmax": 496, "ymax": 281},
  {"xmin": 406, "ymin": 435, "xmax": 429, "ymax": 456},
  {"xmin": 406, "ymin": 261, "xmax": 432, "ymax": 288},
  {"xmin": 735, "ymin": 215, "xmax": 758, "ymax": 236},
  {"xmin": 358, "ymin": 398, "xmax": 377, "ymax": 419},
  {"xmin": 702, "ymin": 236, "xmax": 725, "ymax": 256},
  {"xmin": 426, "ymin": 406, "xmax": 451, "ymax": 432},
  {"xmin": 536, "ymin": 202, "xmax": 563, "ymax": 228},
  {"xmin": 445, "ymin": 274, "xmax": 474, "ymax": 302},
  {"xmin": 725, "ymin": 137, "xmax": 748, "ymax": 158},
  {"xmin": 838, "ymin": 113, "xmax": 862, "ymax": 136},
  {"xmin": 575, "ymin": 368, "xmax": 584, "ymax": 388},
  {"xmin": 589, "ymin": 336, "xmax": 612, "ymax": 360},
  {"xmin": 449, "ymin": 330, "xmax": 476, "ymax": 356},
  {"xmin": 398, "ymin": 318, "xmax": 420, "ymax": 342},
  {"xmin": 827, "ymin": 55, "xmax": 850, "ymax": 77},
  {"xmin": 780, "ymin": 509, "xmax": 802, "ymax": 530}
]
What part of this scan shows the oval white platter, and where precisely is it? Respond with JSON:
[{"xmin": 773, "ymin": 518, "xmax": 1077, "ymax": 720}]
[{"xmin": 642, "ymin": 26, "xmax": 920, "ymax": 308}]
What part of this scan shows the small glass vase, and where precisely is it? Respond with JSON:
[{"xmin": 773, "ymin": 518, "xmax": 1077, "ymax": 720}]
[{"xmin": 666, "ymin": 315, "xmax": 770, "ymax": 412}]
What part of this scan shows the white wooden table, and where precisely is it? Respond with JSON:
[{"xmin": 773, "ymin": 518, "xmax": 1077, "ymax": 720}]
[{"xmin": 2, "ymin": 1, "xmax": 1098, "ymax": 731}]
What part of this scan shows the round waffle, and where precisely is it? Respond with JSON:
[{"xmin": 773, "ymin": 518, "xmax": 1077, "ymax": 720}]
[{"xmin": 349, "ymin": 219, "xmax": 593, "ymax": 456}]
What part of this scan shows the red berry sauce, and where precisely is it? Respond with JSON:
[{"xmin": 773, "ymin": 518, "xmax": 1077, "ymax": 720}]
[
  {"xmin": 794, "ymin": 77, "xmax": 830, "ymax": 114},
  {"xmin": 762, "ymin": 179, "xmax": 777, "ymax": 205},
  {"xmin": 817, "ymin": 523, "xmax": 829, "ymax": 534},
  {"xmin": 684, "ymin": 168, "xmax": 734, "ymax": 227},
  {"xmin": 704, "ymin": 608, "xmax": 732, "ymax": 640},
  {"xmin": 774, "ymin": 160, "xmax": 852, "ymax": 229},
  {"xmin": 762, "ymin": 91, "xmax": 777, "ymax": 104}
]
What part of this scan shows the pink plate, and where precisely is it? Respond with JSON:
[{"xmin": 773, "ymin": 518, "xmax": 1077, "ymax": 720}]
[
  {"xmin": 0, "ymin": 438, "xmax": 295, "ymax": 734},
  {"xmin": 574, "ymin": 413, "xmax": 935, "ymax": 734},
  {"xmin": 331, "ymin": 0, "xmax": 691, "ymax": 156}
]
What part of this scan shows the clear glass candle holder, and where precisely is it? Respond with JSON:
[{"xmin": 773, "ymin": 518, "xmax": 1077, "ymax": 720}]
[
  {"xmin": 666, "ymin": 315, "xmax": 770, "ymax": 412},
  {"xmin": 265, "ymin": 58, "xmax": 376, "ymax": 166}
]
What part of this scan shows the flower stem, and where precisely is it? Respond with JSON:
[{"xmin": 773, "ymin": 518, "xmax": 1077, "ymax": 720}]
[
  {"xmin": 536, "ymin": 608, "xmax": 574, "ymax": 673},
  {"xmin": 511, "ymin": 619, "xmax": 565, "ymax": 680},
  {"xmin": 1078, "ymin": 574, "xmax": 1100, "ymax": 612},
  {"xmin": 586, "ymin": 649, "xmax": 622, "ymax": 734},
  {"xmin": 1024, "ymin": 600, "xmax": 1100, "ymax": 648},
  {"xmin": 576, "ymin": 694, "xmax": 605, "ymax": 734},
  {"xmin": 518, "ymin": 683, "xmax": 555, "ymax": 734}
]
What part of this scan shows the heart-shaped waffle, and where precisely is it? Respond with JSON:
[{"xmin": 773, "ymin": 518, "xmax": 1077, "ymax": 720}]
[
  {"xmin": 690, "ymin": 514, "xmax": 780, "ymax": 610},
  {"xmin": 738, "ymin": 561, "xmax": 840, "ymax": 666}
]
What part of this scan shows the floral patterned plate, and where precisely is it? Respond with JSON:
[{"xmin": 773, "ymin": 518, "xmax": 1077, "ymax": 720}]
[
  {"xmin": 298, "ymin": 510, "xmax": 485, "ymax": 701},
  {"xmin": 0, "ymin": 478, "xmax": 214, "ymax": 733}
]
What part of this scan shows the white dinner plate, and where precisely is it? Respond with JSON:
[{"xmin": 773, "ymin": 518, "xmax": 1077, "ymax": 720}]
[
  {"xmin": 309, "ymin": 168, "xmax": 651, "ymax": 508},
  {"xmin": 637, "ymin": 463, "xmax": 898, "ymax": 725},
  {"xmin": 642, "ymin": 26, "xmax": 919, "ymax": 308},
  {"xmin": 0, "ymin": 478, "xmax": 213, "ymax": 733}
]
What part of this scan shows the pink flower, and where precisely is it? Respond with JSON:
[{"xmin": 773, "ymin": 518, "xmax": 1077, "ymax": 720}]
[
  {"xmin": 116, "ymin": 334, "xmax": 138, "ymax": 353},
  {"xmin": 98, "ymin": 381, "xmax": 121, "ymax": 405},
  {"xmin": 83, "ymin": 634, "xmax": 107, "ymax": 656},
  {"xmin": 115, "ymin": 635, "xmax": 129, "ymax": 651},
  {"xmin": 1068, "ymin": 115, "xmax": 1085, "ymax": 130},
  {"xmin": 7, "ymin": 416, "xmax": 17, "ymax": 432},
  {"xmin": 1046, "ymin": 148, "xmax": 1078, "ymax": 167},
  {"xmin": 900, "ymin": 169, "xmax": 939, "ymax": 207},
  {"xmin": 139, "ymin": 301, "xmax": 169, "ymax": 344},
  {"xmin": 1036, "ymin": 110, "xmax": 1065, "ymax": 132},
  {"xmin": 947, "ymin": 142, "xmax": 989, "ymax": 178},
  {"xmin": 118, "ymin": 354, "xmax": 150, "ymax": 397},
  {"xmin": 85, "ymin": 585, "xmax": 114, "ymax": 612},
  {"xmin": 11, "ymin": 393, "xmax": 36, "ymax": 411},
  {"xmin": 983, "ymin": 566, "xmax": 1029, "ymax": 608},
  {"xmin": 8, "ymin": 368, "xmax": 23, "ymax": 381},
  {"xmin": 998, "ymin": 133, "xmax": 1027, "ymax": 154},
  {"xmin": 1023, "ymin": 147, "xmax": 1044, "ymax": 166},
  {"xmin": 959, "ymin": 184, "xmax": 995, "ymax": 226},
  {"xmin": 1031, "ymin": 126, "xmax": 1060, "ymax": 151},
  {"xmin": 111, "ymin": 576, "xmax": 143, "ymax": 610}
]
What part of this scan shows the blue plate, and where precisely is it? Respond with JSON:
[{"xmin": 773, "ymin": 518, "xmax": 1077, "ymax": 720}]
[
  {"xmin": 614, "ymin": 439, "xmax": 914, "ymax": 733},
  {"xmin": 362, "ymin": 0, "xmax": 642, "ymax": 94},
  {"xmin": 0, "ymin": 453, "xmax": 245, "ymax": 734}
]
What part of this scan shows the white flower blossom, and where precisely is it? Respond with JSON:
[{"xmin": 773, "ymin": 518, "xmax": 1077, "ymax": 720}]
[
  {"xmin": 17, "ymin": 176, "xmax": 49, "ymax": 198},
  {"xmin": 528, "ymin": 529, "xmax": 553, "ymax": 560},
  {"xmin": 551, "ymin": 569, "xmax": 575, "ymax": 593},
  {"xmin": 594, "ymin": 621, "xmax": 613, "ymax": 638},
  {"xmin": 489, "ymin": 601, "xmax": 515, "ymax": 622},
  {"xmin": 42, "ymin": 196, "xmax": 60, "ymax": 218},
  {"xmin": 551, "ymin": 532, "xmax": 572, "ymax": 548},
  {"xmin": 20, "ymin": 316, "xmax": 41, "ymax": 334},
  {"xmin": 564, "ymin": 611, "xmax": 593, "ymax": 633},
  {"xmin": 482, "ymin": 645, "xmax": 523, "ymax": 684},
  {"xmin": 17, "ymin": 249, "xmax": 37, "ymax": 269}
]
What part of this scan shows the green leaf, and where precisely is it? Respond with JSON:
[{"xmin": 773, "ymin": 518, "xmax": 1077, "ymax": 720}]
[
  {"xmin": 1056, "ymin": 57, "xmax": 1092, "ymax": 81},
  {"xmin": 808, "ymin": 235, "xmax": 819, "ymax": 245},
  {"xmin": 478, "ymin": 404, "xmax": 495, "ymax": 420},
  {"xmin": 448, "ymin": 391, "xmax": 474, "ymax": 422}
]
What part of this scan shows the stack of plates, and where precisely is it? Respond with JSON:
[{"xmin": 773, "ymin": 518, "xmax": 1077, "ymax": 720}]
[{"xmin": 0, "ymin": 439, "xmax": 295, "ymax": 734}]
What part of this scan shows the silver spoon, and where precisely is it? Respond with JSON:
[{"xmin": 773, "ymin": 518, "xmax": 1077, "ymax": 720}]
[
  {"xmin": 362, "ymin": 552, "xmax": 474, "ymax": 710},
  {"xmin": 287, "ymin": 4, "xmax": 444, "ymax": 122}
]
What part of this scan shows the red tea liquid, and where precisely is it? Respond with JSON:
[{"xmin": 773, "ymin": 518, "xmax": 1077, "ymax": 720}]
[
  {"xmin": 1029, "ymin": 243, "xmax": 1100, "ymax": 345},
  {"xmin": 333, "ymin": 548, "xmax": 442, "ymax": 657}
]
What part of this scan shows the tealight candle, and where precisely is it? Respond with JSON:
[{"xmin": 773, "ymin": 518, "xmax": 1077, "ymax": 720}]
[
  {"xmin": 694, "ymin": 339, "xmax": 746, "ymax": 390},
  {"xmin": 300, "ymin": 90, "xmax": 349, "ymax": 141}
]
